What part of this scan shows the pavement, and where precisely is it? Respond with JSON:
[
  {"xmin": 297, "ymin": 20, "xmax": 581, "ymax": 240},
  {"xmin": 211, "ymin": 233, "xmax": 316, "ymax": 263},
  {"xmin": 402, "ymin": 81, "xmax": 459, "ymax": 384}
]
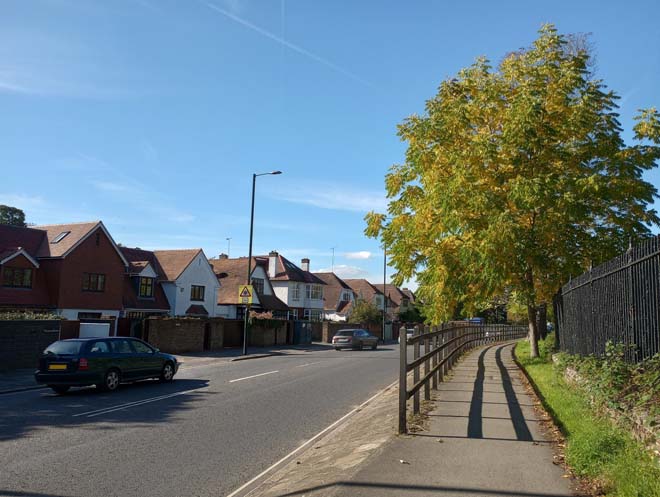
[{"xmin": 248, "ymin": 342, "xmax": 575, "ymax": 497}]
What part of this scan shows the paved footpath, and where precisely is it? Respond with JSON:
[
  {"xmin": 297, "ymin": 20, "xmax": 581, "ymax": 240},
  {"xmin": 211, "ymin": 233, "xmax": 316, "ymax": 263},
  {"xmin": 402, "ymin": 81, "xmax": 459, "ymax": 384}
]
[{"xmin": 327, "ymin": 342, "xmax": 574, "ymax": 497}]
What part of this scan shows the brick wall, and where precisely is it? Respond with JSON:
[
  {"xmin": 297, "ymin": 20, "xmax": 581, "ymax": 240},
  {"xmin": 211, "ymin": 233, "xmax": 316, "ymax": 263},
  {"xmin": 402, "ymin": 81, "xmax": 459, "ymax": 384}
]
[
  {"xmin": 0, "ymin": 320, "xmax": 61, "ymax": 371},
  {"xmin": 146, "ymin": 318, "xmax": 205, "ymax": 354}
]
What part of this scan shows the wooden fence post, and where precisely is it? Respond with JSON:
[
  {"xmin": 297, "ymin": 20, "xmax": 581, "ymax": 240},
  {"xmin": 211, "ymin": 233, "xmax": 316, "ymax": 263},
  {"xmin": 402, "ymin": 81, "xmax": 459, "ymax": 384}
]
[
  {"xmin": 399, "ymin": 317, "xmax": 407, "ymax": 434},
  {"xmin": 413, "ymin": 325, "xmax": 420, "ymax": 415}
]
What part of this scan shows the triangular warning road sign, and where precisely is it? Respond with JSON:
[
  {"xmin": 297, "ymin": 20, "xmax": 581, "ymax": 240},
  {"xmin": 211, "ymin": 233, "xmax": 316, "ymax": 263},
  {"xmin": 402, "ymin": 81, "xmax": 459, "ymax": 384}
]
[{"xmin": 239, "ymin": 286, "xmax": 252, "ymax": 298}]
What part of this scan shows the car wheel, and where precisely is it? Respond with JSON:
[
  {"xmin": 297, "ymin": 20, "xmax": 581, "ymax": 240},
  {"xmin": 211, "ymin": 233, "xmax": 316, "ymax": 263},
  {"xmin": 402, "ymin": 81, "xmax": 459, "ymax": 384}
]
[
  {"xmin": 160, "ymin": 362, "xmax": 175, "ymax": 382},
  {"xmin": 334, "ymin": 347, "xmax": 341, "ymax": 351},
  {"xmin": 371, "ymin": 342, "xmax": 377, "ymax": 350},
  {"xmin": 49, "ymin": 385, "xmax": 70, "ymax": 395},
  {"xmin": 100, "ymin": 369, "xmax": 121, "ymax": 392}
]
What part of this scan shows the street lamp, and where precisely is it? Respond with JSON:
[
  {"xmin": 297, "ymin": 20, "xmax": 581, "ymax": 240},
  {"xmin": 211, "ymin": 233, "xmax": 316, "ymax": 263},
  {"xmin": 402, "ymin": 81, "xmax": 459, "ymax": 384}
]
[
  {"xmin": 226, "ymin": 237, "xmax": 231, "ymax": 257},
  {"xmin": 243, "ymin": 170, "xmax": 282, "ymax": 355},
  {"xmin": 383, "ymin": 246, "xmax": 387, "ymax": 342}
]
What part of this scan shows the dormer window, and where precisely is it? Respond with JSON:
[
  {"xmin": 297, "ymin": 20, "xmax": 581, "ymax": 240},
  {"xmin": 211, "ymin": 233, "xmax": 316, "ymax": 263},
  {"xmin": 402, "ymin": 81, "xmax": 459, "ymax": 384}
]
[
  {"xmin": 138, "ymin": 277, "xmax": 154, "ymax": 298},
  {"xmin": 51, "ymin": 231, "xmax": 71, "ymax": 244},
  {"xmin": 2, "ymin": 267, "xmax": 32, "ymax": 288}
]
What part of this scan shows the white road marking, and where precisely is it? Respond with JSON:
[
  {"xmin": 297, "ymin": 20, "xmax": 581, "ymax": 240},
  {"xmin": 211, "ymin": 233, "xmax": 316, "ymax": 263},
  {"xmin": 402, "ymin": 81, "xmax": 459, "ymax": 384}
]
[
  {"xmin": 294, "ymin": 361, "xmax": 322, "ymax": 368},
  {"xmin": 225, "ymin": 378, "xmax": 399, "ymax": 497},
  {"xmin": 229, "ymin": 371, "xmax": 279, "ymax": 383},
  {"xmin": 72, "ymin": 389, "xmax": 200, "ymax": 418}
]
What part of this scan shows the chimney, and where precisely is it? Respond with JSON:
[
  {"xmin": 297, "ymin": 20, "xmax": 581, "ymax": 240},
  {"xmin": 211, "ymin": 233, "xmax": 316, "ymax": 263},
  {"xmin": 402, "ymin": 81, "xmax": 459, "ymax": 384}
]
[
  {"xmin": 268, "ymin": 251, "xmax": 278, "ymax": 278},
  {"xmin": 301, "ymin": 258, "xmax": 310, "ymax": 272},
  {"xmin": 218, "ymin": 253, "xmax": 228, "ymax": 260}
]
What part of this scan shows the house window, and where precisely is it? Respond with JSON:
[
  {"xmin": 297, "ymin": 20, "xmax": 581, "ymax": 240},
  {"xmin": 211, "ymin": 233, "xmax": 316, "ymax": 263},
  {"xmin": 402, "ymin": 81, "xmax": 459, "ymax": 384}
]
[
  {"xmin": 82, "ymin": 273, "xmax": 105, "ymax": 292},
  {"xmin": 340, "ymin": 290, "xmax": 352, "ymax": 302},
  {"xmin": 291, "ymin": 283, "xmax": 300, "ymax": 301},
  {"xmin": 190, "ymin": 285, "xmax": 205, "ymax": 301},
  {"xmin": 139, "ymin": 277, "xmax": 154, "ymax": 298},
  {"xmin": 251, "ymin": 277, "xmax": 264, "ymax": 295},
  {"xmin": 290, "ymin": 309, "xmax": 298, "ymax": 320},
  {"xmin": 2, "ymin": 267, "xmax": 32, "ymax": 288},
  {"xmin": 304, "ymin": 309, "xmax": 322, "ymax": 321},
  {"xmin": 306, "ymin": 284, "xmax": 322, "ymax": 300}
]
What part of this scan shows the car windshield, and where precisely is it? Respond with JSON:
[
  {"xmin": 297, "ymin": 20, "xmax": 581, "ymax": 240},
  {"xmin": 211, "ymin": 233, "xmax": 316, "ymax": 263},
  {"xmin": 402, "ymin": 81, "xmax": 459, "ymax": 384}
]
[
  {"xmin": 335, "ymin": 330, "xmax": 355, "ymax": 336},
  {"xmin": 44, "ymin": 341, "xmax": 83, "ymax": 355}
]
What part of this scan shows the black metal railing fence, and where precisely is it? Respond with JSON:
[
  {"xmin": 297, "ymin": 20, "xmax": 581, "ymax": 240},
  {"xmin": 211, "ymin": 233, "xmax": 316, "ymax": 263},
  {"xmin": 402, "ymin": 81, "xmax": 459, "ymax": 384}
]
[{"xmin": 554, "ymin": 235, "xmax": 660, "ymax": 362}]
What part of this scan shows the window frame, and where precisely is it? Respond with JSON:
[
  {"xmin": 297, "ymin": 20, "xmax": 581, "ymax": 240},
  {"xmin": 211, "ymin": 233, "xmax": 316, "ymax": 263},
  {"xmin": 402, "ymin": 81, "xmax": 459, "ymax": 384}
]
[
  {"xmin": 2, "ymin": 266, "xmax": 33, "ymax": 288},
  {"xmin": 251, "ymin": 277, "xmax": 264, "ymax": 295},
  {"xmin": 138, "ymin": 276, "xmax": 154, "ymax": 298},
  {"xmin": 82, "ymin": 272, "xmax": 106, "ymax": 292},
  {"xmin": 291, "ymin": 283, "xmax": 300, "ymax": 301},
  {"xmin": 190, "ymin": 285, "xmax": 205, "ymax": 302}
]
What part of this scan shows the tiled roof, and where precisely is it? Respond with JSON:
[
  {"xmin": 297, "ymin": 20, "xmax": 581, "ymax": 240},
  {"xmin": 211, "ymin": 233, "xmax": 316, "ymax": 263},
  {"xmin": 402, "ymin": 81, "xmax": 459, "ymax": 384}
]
[
  {"xmin": 119, "ymin": 247, "xmax": 170, "ymax": 312},
  {"xmin": 0, "ymin": 224, "xmax": 48, "ymax": 261},
  {"xmin": 266, "ymin": 254, "xmax": 326, "ymax": 284},
  {"xmin": 313, "ymin": 272, "xmax": 355, "ymax": 312},
  {"xmin": 344, "ymin": 279, "xmax": 384, "ymax": 302},
  {"xmin": 120, "ymin": 247, "xmax": 166, "ymax": 277},
  {"xmin": 153, "ymin": 249, "xmax": 202, "ymax": 281},
  {"xmin": 374, "ymin": 284, "xmax": 407, "ymax": 307},
  {"xmin": 32, "ymin": 221, "xmax": 100, "ymax": 258},
  {"xmin": 186, "ymin": 304, "xmax": 209, "ymax": 316},
  {"xmin": 209, "ymin": 256, "xmax": 289, "ymax": 311},
  {"xmin": 401, "ymin": 288, "xmax": 416, "ymax": 303}
]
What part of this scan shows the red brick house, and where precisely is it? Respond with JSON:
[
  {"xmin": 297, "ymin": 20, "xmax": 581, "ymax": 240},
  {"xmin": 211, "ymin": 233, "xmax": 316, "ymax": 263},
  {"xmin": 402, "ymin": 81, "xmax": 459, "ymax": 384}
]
[
  {"xmin": 0, "ymin": 221, "xmax": 129, "ymax": 327},
  {"xmin": 119, "ymin": 247, "xmax": 170, "ymax": 319}
]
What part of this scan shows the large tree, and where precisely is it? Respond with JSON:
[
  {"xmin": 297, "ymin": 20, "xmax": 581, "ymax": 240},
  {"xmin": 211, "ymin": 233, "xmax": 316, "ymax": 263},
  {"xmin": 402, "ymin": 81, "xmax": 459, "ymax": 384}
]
[
  {"xmin": 366, "ymin": 25, "xmax": 660, "ymax": 357},
  {"xmin": 0, "ymin": 205, "xmax": 26, "ymax": 227}
]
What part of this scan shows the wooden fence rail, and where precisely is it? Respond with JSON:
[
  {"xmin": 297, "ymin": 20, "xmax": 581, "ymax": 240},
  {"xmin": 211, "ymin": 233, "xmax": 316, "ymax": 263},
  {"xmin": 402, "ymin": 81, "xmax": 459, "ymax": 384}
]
[{"xmin": 398, "ymin": 323, "xmax": 528, "ymax": 434}]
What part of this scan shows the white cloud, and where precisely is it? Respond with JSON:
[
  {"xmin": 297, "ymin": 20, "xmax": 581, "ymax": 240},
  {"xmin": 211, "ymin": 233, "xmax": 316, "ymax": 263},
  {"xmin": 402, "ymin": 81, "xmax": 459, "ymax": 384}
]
[
  {"xmin": 344, "ymin": 251, "xmax": 372, "ymax": 260},
  {"xmin": 316, "ymin": 264, "xmax": 369, "ymax": 279},
  {"xmin": 270, "ymin": 182, "xmax": 387, "ymax": 213}
]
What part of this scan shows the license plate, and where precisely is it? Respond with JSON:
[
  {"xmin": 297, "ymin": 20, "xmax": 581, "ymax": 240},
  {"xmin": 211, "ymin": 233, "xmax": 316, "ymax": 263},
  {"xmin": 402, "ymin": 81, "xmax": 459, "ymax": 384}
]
[{"xmin": 48, "ymin": 364, "xmax": 67, "ymax": 371}]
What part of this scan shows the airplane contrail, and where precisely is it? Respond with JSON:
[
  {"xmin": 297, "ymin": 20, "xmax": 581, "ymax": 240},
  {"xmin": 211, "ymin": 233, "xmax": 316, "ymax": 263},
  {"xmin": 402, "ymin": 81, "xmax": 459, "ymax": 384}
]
[{"xmin": 204, "ymin": 2, "xmax": 375, "ymax": 88}]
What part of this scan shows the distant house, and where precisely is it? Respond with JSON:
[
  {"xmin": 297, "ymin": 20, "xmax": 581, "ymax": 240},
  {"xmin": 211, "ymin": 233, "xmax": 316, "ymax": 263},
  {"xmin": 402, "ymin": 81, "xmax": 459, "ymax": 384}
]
[
  {"xmin": 119, "ymin": 247, "xmax": 171, "ymax": 319},
  {"xmin": 374, "ymin": 284, "xmax": 412, "ymax": 321},
  {"xmin": 344, "ymin": 279, "xmax": 395, "ymax": 319},
  {"xmin": 208, "ymin": 254, "xmax": 289, "ymax": 319},
  {"xmin": 313, "ymin": 272, "xmax": 355, "ymax": 322},
  {"xmin": 0, "ymin": 221, "xmax": 129, "ymax": 328},
  {"xmin": 153, "ymin": 249, "xmax": 219, "ymax": 317},
  {"xmin": 265, "ymin": 252, "xmax": 326, "ymax": 321}
]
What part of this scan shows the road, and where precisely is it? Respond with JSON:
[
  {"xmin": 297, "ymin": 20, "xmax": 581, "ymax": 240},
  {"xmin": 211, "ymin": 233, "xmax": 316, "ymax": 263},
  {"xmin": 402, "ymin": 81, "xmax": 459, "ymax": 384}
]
[{"xmin": 0, "ymin": 344, "xmax": 400, "ymax": 497}]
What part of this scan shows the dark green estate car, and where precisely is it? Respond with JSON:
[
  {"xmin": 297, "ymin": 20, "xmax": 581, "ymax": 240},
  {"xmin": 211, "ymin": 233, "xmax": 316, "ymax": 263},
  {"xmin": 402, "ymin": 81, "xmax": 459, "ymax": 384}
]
[{"xmin": 35, "ymin": 337, "xmax": 179, "ymax": 394}]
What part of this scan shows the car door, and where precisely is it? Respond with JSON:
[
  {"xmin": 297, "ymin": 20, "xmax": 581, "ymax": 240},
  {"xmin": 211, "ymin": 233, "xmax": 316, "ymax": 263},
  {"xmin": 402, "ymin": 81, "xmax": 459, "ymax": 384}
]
[
  {"xmin": 110, "ymin": 338, "xmax": 139, "ymax": 380},
  {"xmin": 129, "ymin": 339, "xmax": 162, "ymax": 378},
  {"xmin": 86, "ymin": 339, "xmax": 113, "ymax": 378}
]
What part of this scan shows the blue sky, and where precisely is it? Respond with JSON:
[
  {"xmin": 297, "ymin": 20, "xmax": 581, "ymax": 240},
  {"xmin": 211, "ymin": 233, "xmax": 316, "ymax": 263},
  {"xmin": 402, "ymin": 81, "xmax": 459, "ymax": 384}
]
[{"xmin": 1, "ymin": 0, "xmax": 659, "ymax": 289}]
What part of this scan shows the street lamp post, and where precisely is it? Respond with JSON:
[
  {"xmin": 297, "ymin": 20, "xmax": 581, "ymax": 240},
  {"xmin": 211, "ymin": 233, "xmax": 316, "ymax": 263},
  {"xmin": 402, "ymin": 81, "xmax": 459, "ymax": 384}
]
[
  {"xmin": 226, "ymin": 237, "xmax": 231, "ymax": 257},
  {"xmin": 242, "ymin": 170, "xmax": 282, "ymax": 355},
  {"xmin": 383, "ymin": 246, "xmax": 387, "ymax": 342}
]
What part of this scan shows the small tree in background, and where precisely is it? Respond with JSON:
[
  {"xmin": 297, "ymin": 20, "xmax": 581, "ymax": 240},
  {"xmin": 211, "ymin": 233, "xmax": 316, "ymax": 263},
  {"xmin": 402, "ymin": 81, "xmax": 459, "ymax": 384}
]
[
  {"xmin": 350, "ymin": 298, "xmax": 382, "ymax": 325},
  {"xmin": 366, "ymin": 25, "xmax": 660, "ymax": 358},
  {"xmin": 0, "ymin": 205, "xmax": 26, "ymax": 227}
]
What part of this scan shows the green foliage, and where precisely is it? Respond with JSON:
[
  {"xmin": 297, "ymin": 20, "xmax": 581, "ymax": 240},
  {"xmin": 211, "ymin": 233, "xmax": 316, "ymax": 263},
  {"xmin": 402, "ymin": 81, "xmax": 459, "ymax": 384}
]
[
  {"xmin": 516, "ymin": 337, "xmax": 660, "ymax": 496},
  {"xmin": 561, "ymin": 342, "xmax": 660, "ymax": 420},
  {"xmin": 350, "ymin": 298, "xmax": 382, "ymax": 325},
  {"xmin": 365, "ymin": 25, "xmax": 660, "ymax": 327},
  {"xmin": 0, "ymin": 205, "xmax": 26, "ymax": 227},
  {"xmin": 398, "ymin": 304, "xmax": 424, "ymax": 323}
]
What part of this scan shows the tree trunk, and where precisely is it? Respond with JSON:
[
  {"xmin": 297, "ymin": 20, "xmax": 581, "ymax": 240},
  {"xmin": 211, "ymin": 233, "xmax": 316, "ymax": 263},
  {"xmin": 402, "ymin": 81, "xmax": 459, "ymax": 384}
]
[
  {"xmin": 537, "ymin": 304, "xmax": 547, "ymax": 340},
  {"xmin": 527, "ymin": 304, "xmax": 539, "ymax": 358}
]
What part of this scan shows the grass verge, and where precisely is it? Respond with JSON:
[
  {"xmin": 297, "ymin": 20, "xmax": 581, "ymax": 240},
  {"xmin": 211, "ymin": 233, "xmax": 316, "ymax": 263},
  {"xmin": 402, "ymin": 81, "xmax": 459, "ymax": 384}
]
[{"xmin": 515, "ymin": 337, "xmax": 660, "ymax": 497}]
